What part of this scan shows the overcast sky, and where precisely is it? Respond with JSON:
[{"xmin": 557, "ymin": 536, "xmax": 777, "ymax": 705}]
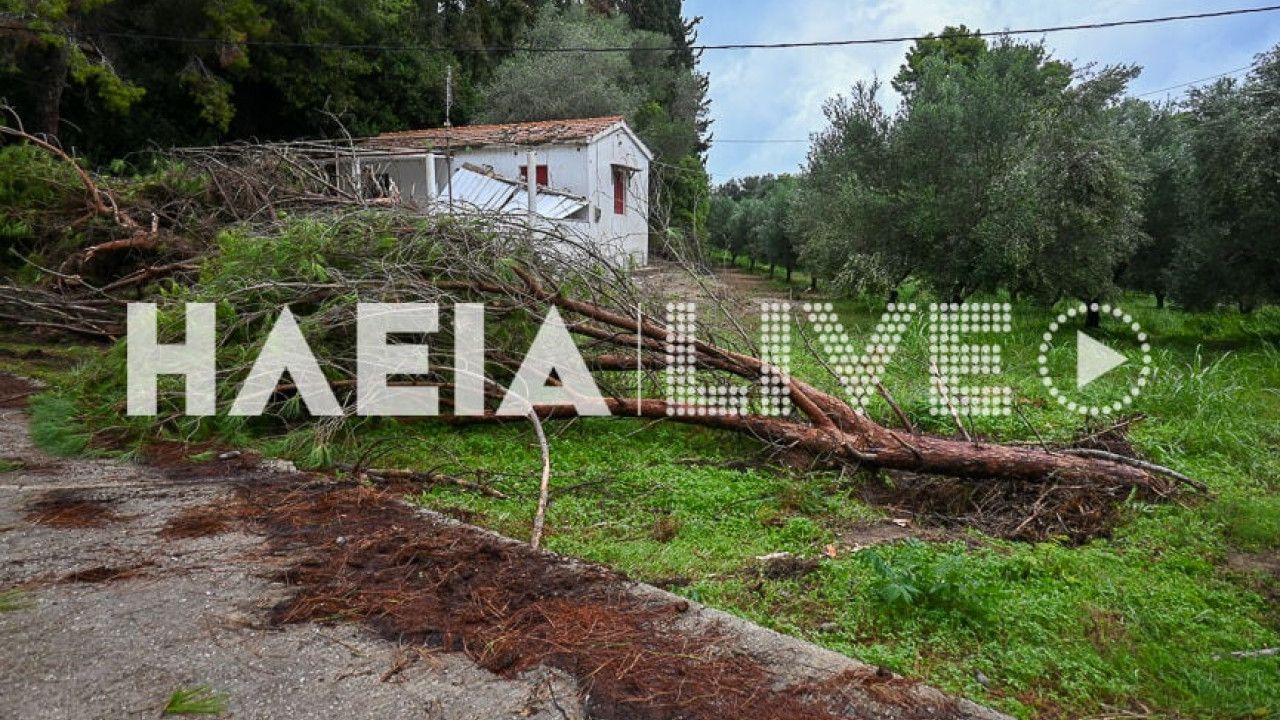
[{"xmin": 684, "ymin": 0, "xmax": 1280, "ymax": 182}]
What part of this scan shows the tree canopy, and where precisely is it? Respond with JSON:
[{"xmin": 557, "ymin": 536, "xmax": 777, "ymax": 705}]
[
  {"xmin": 714, "ymin": 30, "xmax": 1280, "ymax": 314},
  {"xmin": 1, "ymin": 0, "xmax": 707, "ymax": 165}
]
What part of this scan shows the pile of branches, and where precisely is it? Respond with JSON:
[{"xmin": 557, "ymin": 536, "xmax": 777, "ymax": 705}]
[{"xmin": 0, "ymin": 123, "xmax": 406, "ymax": 338}]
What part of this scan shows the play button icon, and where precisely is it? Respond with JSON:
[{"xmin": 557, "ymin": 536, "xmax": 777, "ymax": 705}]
[
  {"xmin": 1076, "ymin": 331, "xmax": 1127, "ymax": 389},
  {"xmin": 1038, "ymin": 302, "xmax": 1154, "ymax": 416}
]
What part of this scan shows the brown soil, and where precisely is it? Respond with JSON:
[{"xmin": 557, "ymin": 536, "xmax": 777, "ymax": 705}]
[
  {"xmin": 0, "ymin": 372, "xmax": 40, "ymax": 408},
  {"xmin": 1228, "ymin": 549, "xmax": 1280, "ymax": 577},
  {"xmin": 759, "ymin": 553, "xmax": 822, "ymax": 580},
  {"xmin": 172, "ymin": 476, "xmax": 973, "ymax": 720},
  {"xmin": 1227, "ymin": 550, "xmax": 1280, "ymax": 613},
  {"xmin": 57, "ymin": 562, "xmax": 155, "ymax": 584},
  {"xmin": 24, "ymin": 489, "xmax": 128, "ymax": 528}
]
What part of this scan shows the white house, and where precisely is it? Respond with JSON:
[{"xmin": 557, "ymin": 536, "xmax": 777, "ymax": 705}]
[{"xmin": 340, "ymin": 116, "xmax": 652, "ymax": 266}]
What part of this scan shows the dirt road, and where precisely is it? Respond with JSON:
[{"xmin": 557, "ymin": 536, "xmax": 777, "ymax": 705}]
[{"xmin": 0, "ymin": 372, "xmax": 1008, "ymax": 720}]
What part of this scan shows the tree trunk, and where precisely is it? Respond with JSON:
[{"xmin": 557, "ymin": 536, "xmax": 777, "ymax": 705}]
[
  {"xmin": 785, "ymin": 266, "xmax": 792, "ymax": 283},
  {"xmin": 888, "ymin": 287, "xmax": 900, "ymax": 304},
  {"xmin": 1085, "ymin": 302, "xmax": 1101, "ymax": 328},
  {"xmin": 530, "ymin": 276, "xmax": 1195, "ymax": 493},
  {"xmin": 808, "ymin": 276, "xmax": 817, "ymax": 292},
  {"xmin": 1155, "ymin": 292, "xmax": 1165, "ymax": 310},
  {"xmin": 29, "ymin": 40, "xmax": 69, "ymax": 138}
]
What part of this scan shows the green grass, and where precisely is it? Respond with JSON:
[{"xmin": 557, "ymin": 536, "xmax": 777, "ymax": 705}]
[
  {"xmin": 0, "ymin": 458, "xmax": 24, "ymax": 473},
  {"xmin": 27, "ymin": 393, "xmax": 90, "ymax": 457},
  {"xmin": 323, "ymin": 293, "xmax": 1280, "ymax": 719},
  {"xmin": 162, "ymin": 686, "xmax": 228, "ymax": 716},
  {"xmin": 0, "ymin": 589, "xmax": 35, "ymax": 611},
  {"xmin": 1208, "ymin": 496, "xmax": 1280, "ymax": 552},
  {"xmin": 0, "ymin": 339, "xmax": 99, "ymax": 385}
]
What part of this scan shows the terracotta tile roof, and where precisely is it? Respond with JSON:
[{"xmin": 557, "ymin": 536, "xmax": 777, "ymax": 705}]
[{"xmin": 368, "ymin": 116, "xmax": 625, "ymax": 150}]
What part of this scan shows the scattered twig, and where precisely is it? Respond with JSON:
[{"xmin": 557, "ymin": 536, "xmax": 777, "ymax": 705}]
[
  {"xmin": 379, "ymin": 648, "xmax": 419, "ymax": 682},
  {"xmin": 341, "ymin": 464, "xmax": 508, "ymax": 499},
  {"xmin": 528, "ymin": 407, "xmax": 553, "ymax": 549},
  {"xmin": 1058, "ymin": 448, "xmax": 1208, "ymax": 493},
  {"xmin": 1014, "ymin": 404, "xmax": 1054, "ymax": 454},
  {"xmin": 929, "ymin": 362, "xmax": 971, "ymax": 442},
  {"xmin": 1212, "ymin": 647, "xmax": 1280, "ymax": 660}
]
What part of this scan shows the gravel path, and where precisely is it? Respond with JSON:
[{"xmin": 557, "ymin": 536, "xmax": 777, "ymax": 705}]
[
  {"xmin": 0, "ymin": 396, "xmax": 584, "ymax": 720},
  {"xmin": 0, "ymin": 372, "xmax": 1009, "ymax": 720}
]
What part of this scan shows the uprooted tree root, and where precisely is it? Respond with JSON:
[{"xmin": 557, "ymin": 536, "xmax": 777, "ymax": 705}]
[
  {"xmin": 862, "ymin": 471, "xmax": 1165, "ymax": 543},
  {"xmin": 218, "ymin": 477, "xmax": 978, "ymax": 720},
  {"xmin": 859, "ymin": 417, "xmax": 1170, "ymax": 543}
]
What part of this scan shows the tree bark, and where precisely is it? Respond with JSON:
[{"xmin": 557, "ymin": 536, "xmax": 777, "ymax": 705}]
[
  {"xmin": 505, "ymin": 268, "xmax": 1190, "ymax": 492},
  {"xmin": 29, "ymin": 40, "xmax": 69, "ymax": 138},
  {"xmin": 1085, "ymin": 304, "xmax": 1101, "ymax": 328}
]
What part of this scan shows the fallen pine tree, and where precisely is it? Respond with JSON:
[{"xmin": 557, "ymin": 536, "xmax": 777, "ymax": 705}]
[{"xmin": 0, "ymin": 134, "xmax": 1201, "ymax": 541}]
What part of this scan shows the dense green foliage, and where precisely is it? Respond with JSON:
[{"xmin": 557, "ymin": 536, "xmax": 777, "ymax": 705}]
[
  {"xmin": 1168, "ymin": 52, "xmax": 1280, "ymax": 312},
  {"xmin": 1, "ymin": 0, "xmax": 710, "ymax": 253},
  {"xmin": 707, "ymin": 173, "xmax": 800, "ymax": 280},
  {"xmin": 0, "ymin": 2, "xmax": 704, "ymax": 156},
  {"xmin": 0, "ymin": 143, "xmax": 83, "ymax": 263},
  {"xmin": 3, "ymin": 0, "xmax": 473, "ymax": 153}
]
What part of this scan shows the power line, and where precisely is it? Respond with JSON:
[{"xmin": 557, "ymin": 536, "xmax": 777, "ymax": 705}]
[
  {"xmin": 715, "ymin": 139, "xmax": 810, "ymax": 144},
  {"xmin": 1134, "ymin": 64, "xmax": 1254, "ymax": 97},
  {"xmin": 693, "ymin": 5, "xmax": 1280, "ymax": 51},
  {"xmin": 8, "ymin": 4, "xmax": 1280, "ymax": 54},
  {"xmin": 713, "ymin": 60, "xmax": 1263, "ymax": 147}
]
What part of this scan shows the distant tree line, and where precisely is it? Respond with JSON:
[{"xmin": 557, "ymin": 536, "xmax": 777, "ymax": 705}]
[
  {"xmin": 707, "ymin": 174, "xmax": 799, "ymax": 282},
  {"xmin": 708, "ymin": 28, "xmax": 1280, "ymax": 313}
]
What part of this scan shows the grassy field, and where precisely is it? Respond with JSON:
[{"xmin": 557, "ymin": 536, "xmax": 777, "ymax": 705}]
[{"xmin": 15, "ymin": 273, "xmax": 1280, "ymax": 719}]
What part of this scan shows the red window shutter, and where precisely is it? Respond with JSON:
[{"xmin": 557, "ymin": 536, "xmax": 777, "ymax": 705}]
[
  {"xmin": 613, "ymin": 167, "xmax": 626, "ymax": 214},
  {"xmin": 520, "ymin": 165, "xmax": 549, "ymax": 186}
]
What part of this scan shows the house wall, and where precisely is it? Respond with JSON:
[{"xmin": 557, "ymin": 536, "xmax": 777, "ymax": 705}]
[
  {"xmin": 448, "ymin": 145, "xmax": 591, "ymax": 200},
  {"xmin": 588, "ymin": 126, "xmax": 650, "ymax": 267},
  {"xmin": 340, "ymin": 124, "xmax": 651, "ymax": 267},
  {"xmin": 333, "ymin": 154, "xmax": 444, "ymax": 209}
]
